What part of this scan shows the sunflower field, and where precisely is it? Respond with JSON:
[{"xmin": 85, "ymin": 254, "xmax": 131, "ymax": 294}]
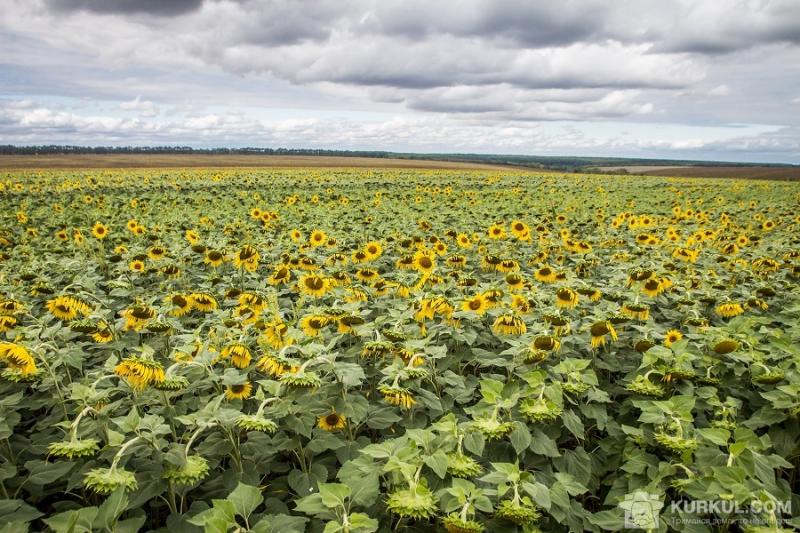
[{"xmin": 1, "ymin": 168, "xmax": 799, "ymax": 532}]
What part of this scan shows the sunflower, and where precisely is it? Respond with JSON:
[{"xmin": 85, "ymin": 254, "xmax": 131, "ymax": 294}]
[
  {"xmin": 204, "ymin": 250, "xmax": 225, "ymax": 267},
  {"xmin": 267, "ymin": 265, "xmax": 291, "ymax": 285},
  {"xmin": 355, "ymin": 268, "xmax": 379, "ymax": 283},
  {"xmin": 317, "ymin": 411, "xmax": 346, "ymax": 431},
  {"xmin": 492, "ymin": 314, "xmax": 526, "ymax": 335},
  {"xmin": 91, "ymin": 222, "xmax": 109, "ymax": 240},
  {"xmin": 534, "ymin": 265, "xmax": 557, "ymax": 283},
  {"xmin": 555, "ymin": 288, "xmax": 579, "ymax": 309},
  {"xmin": 461, "ymin": 294, "xmax": 488, "ymax": 315},
  {"xmin": 300, "ymin": 314, "xmax": 330, "ymax": 337},
  {"xmin": 263, "ymin": 319, "xmax": 293, "ymax": 349},
  {"xmin": 510, "ymin": 220, "xmax": 530, "ymax": 239},
  {"xmin": 621, "ymin": 303, "xmax": 650, "ymax": 321},
  {"xmin": 220, "ymin": 344, "xmax": 252, "ymax": 369},
  {"xmin": 114, "ymin": 356, "xmax": 164, "ymax": 390},
  {"xmin": 120, "ymin": 305, "xmax": 155, "ymax": 331},
  {"xmin": 505, "ymin": 273, "xmax": 525, "ymax": 291},
  {"xmin": 0, "ymin": 342, "xmax": 38, "ymax": 376},
  {"xmin": 0, "ymin": 315, "xmax": 16, "ymax": 332},
  {"xmin": 147, "ymin": 246, "xmax": 166, "ymax": 261},
  {"xmin": 225, "ymin": 382, "xmax": 253, "ymax": 400},
  {"xmin": 364, "ymin": 241, "xmax": 383, "ymax": 260},
  {"xmin": 166, "ymin": 294, "xmax": 192, "ymax": 317},
  {"xmin": 715, "ymin": 302, "xmax": 744, "ymax": 318},
  {"xmin": 189, "ymin": 293, "xmax": 218, "ymax": 313},
  {"xmin": 92, "ymin": 324, "xmax": 113, "ymax": 343},
  {"xmin": 256, "ymin": 353, "xmax": 295, "ymax": 377},
  {"xmin": 664, "ymin": 329, "xmax": 683, "ymax": 347},
  {"xmin": 413, "ymin": 251, "xmax": 436, "ymax": 274},
  {"xmin": 309, "ymin": 230, "xmax": 327, "ymax": 247},
  {"xmin": 456, "ymin": 233, "xmax": 473, "ymax": 249},
  {"xmin": 589, "ymin": 321, "xmax": 617, "ymax": 349},
  {"xmin": 290, "ymin": 229, "xmax": 303, "ymax": 243},
  {"xmin": 55, "ymin": 229, "xmax": 68, "ymax": 241},
  {"xmin": 298, "ymin": 274, "xmax": 330, "ymax": 297},
  {"xmin": 378, "ymin": 384, "xmax": 415, "ymax": 409},
  {"xmin": 487, "ymin": 223, "xmax": 506, "ymax": 240},
  {"xmin": 234, "ymin": 245, "xmax": 259, "ymax": 272},
  {"xmin": 185, "ymin": 229, "xmax": 200, "ymax": 244},
  {"xmin": 46, "ymin": 295, "xmax": 91, "ymax": 321},
  {"xmin": 641, "ymin": 278, "xmax": 663, "ymax": 297},
  {"xmin": 128, "ymin": 259, "xmax": 146, "ymax": 273}
]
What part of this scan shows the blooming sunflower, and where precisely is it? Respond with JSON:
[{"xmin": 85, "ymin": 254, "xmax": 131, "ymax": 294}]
[
  {"xmin": 225, "ymin": 382, "xmax": 253, "ymax": 400},
  {"xmin": 413, "ymin": 251, "xmax": 436, "ymax": 274},
  {"xmin": 317, "ymin": 411, "xmax": 346, "ymax": 431},
  {"xmin": 461, "ymin": 294, "xmax": 488, "ymax": 315},
  {"xmin": 128, "ymin": 259, "xmax": 146, "ymax": 273},
  {"xmin": 167, "ymin": 294, "xmax": 192, "ymax": 317},
  {"xmin": 664, "ymin": 329, "xmax": 683, "ymax": 347},
  {"xmin": 267, "ymin": 265, "xmax": 291, "ymax": 285},
  {"xmin": 234, "ymin": 245, "xmax": 259, "ymax": 272},
  {"xmin": 487, "ymin": 223, "xmax": 506, "ymax": 240},
  {"xmin": 309, "ymin": 229, "xmax": 327, "ymax": 247},
  {"xmin": 91, "ymin": 222, "xmax": 109, "ymax": 240},
  {"xmin": 364, "ymin": 241, "xmax": 383, "ymax": 260}
]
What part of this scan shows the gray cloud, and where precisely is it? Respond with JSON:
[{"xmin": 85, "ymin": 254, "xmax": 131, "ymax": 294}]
[{"xmin": 46, "ymin": 0, "xmax": 205, "ymax": 16}]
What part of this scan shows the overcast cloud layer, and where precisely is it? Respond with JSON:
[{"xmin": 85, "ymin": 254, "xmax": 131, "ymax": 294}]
[{"xmin": 1, "ymin": 0, "xmax": 799, "ymax": 162}]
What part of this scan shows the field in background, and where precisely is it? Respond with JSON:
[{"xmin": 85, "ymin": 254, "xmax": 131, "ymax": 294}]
[{"xmin": 0, "ymin": 154, "xmax": 520, "ymax": 171}]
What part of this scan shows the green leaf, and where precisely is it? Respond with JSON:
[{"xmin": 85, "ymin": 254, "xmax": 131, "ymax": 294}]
[
  {"xmin": 348, "ymin": 512, "xmax": 379, "ymax": 532},
  {"xmin": 94, "ymin": 488, "xmax": 128, "ymax": 530},
  {"xmin": 43, "ymin": 507, "xmax": 99, "ymax": 533},
  {"xmin": 24, "ymin": 460, "xmax": 74, "ymax": 485},
  {"xmin": 529, "ymin": 429, "xmax": 560, "ymax": 457},
  {"xmin": 554, "ymin": 472, "xmax": 589, "ymax": 496},
  {"xmin": 509, "ymin": 423, "xmax": 532, "ymax": 455},
  {"xmin": 697, "ymin": 428, "xmax": 730, "ymax": 446},
  {"xmin": 318, "ymin": 483, "xmax": 351, "ymax": 508},
  {"xmin": 562, "ymin": 410, "xmax": 585, "ymax": 439},
  {"xmin": 228, "ymin": 482, "xmax": 264, "ymax": 519},
  {"xmin": 424, "ymin": 451, "xmax": 449, "ymax": 479},
  {"xmin": 251, "ymin": 514, "xmax": 308, "ymax": 533}
]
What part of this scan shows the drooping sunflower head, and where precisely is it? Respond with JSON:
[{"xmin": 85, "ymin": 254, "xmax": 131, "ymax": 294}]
[
  {"xmin": 299, "ymin": 274, "xmax": 330, "ymax": 298},
  {"xmin": 189, "ymin": 292, "xmax": 218, "ymax": 312},
  {"xmin": 491, "ymin": 314, "xmax": 527, "ymax": 336},
  {"xmin": 555, "ymin": 287, "xmax": 579, "ymax": 309}
]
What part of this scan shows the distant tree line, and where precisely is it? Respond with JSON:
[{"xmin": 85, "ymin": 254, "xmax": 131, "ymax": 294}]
[{"xmin": 0, "ymin": 145, "xmax": 792, "ymax": 171}]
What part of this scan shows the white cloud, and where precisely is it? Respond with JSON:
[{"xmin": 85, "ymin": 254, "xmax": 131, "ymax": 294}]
[{"xmin": 119, "ymin": 96, "xmax": 160, "ymax": 117}]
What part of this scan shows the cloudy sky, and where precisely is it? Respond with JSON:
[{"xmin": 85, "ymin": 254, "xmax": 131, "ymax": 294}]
[{"xmin": 1, "ymin": 0, "xmax": 799, "ymax": 162}]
